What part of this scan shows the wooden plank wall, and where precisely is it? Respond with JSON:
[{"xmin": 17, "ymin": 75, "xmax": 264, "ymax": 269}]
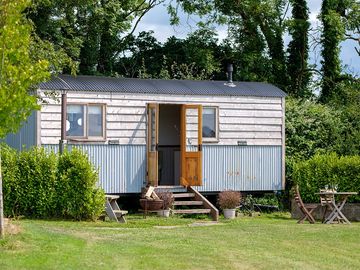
[{"xmin": 40, "ymin": 91, "xmax": 283, "ymax": 146}]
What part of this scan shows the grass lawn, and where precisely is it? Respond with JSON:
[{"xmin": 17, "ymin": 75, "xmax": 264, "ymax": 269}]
[{"xmin": 1, "ymin": 213, "xmax": 359, "ymax": 270}]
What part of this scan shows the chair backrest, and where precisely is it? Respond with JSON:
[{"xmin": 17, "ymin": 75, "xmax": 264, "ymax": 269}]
[
  {"xmin": 319, "ymin": 189, "xmax": 334, "ymax": 206},
  {"xmin": 293, "ymin": 185, "xmax": 306, "ymax": 210}
]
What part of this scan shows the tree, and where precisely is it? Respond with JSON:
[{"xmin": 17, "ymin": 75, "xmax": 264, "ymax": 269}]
[
  {"xmin": 343, "ymin": 0, "xmax": 360, "ymax": 56},
  {"xmin": 116, "ymin": 31, "xmax": 163, "ymax": 78},
  {"xmin": 28, "ymin": 0, "xmax": 165, "ymax": 75},
  {"xmin": 0, "ymin": 0, "xmax": 49, "ymax": 238},
  {"xmin": 286, "ymin": 0, "xmax": 311, "ymax": 97},
  {"xmin": 116, "ymin": 28, "xmax": 222, "ymax": 80},
  {"xmin": 319, "ymin": 0, "xmax": 344, "ymax": 103},
  {"xmin": 170, "ymin": 0, "xmax": 290, "ymax": 90}
]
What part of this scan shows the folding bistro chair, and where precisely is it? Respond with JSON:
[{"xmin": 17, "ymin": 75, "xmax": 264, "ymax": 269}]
[{"xmin": 293, "ymin": 185, "xmax": 317, "ymax": 224}]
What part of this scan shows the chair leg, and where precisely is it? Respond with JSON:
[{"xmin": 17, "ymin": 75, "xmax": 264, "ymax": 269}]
[
  {"xmin": 297, "ymin": 214, "xmax": 306, "ymax": 224},
  {"xmin": 308, "ymin": 208, "xmax": 316, "ymax": 223},
  {"xmin": 298, "ymin": 209, "xmax": 316, "ymax": 224}
]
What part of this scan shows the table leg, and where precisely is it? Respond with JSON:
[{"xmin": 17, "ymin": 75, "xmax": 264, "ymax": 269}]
[{"xmin": 325, "ymin": 196, "xmax": 351, "ymax": 224}]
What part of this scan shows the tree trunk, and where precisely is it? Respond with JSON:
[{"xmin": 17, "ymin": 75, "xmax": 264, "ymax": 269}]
[{"xmin": 0, "ymin": 146, "xmax": 4, "ymax": 238}]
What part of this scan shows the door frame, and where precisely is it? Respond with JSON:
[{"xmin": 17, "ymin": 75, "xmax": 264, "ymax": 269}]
[{"xmin": 146, "ymin": 103, "xmax": 203, "ymax": 187}]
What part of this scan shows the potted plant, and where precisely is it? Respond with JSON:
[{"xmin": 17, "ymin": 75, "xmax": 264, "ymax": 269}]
[
  {"xmin": 157, "ymin": 190, "xmax": 174, "ymax": 217},
  {"xmin": 218, "ymin": 190, "xmax": 241, "ymax": 219}
]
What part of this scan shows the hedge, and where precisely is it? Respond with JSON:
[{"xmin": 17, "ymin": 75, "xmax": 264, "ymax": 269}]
[
  {"xmin": 0, "ymin": 144, "xmax": 104, "ymax": 220},
  {"xmin": 293, "ymin": 153, "xmax": 360, "ymax": 203}
]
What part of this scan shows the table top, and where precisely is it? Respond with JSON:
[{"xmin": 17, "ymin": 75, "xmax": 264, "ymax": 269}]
[{"xmin": 316, "ymin": 191, "xmax": 358, "ymax": 195}]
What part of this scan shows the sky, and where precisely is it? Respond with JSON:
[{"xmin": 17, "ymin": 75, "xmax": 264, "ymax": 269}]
[{"xmin": 133, "ymin": 1, "xmax": 360, "ymax": 76}]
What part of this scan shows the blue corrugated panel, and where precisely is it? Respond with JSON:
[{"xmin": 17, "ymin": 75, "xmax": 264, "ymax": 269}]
[
  {"xmin": 43, "ymin": 144, "xmax": 282, "ymax": 193},
  {"xmin": 198, "ymin": 145, "xmax": 282, "ymax": 192},
  {"xmin": 43, "ymin": 144, "xmax": 146, "ymax": 194},
  {"xmin": 4, "ymin": 112, "xmax": 37, "ymax": 150}
]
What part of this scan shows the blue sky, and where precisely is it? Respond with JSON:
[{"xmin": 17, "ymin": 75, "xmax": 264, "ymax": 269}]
[{"xmin": 133, "ymin": 1, "xmax": 359, "ymax": 76}]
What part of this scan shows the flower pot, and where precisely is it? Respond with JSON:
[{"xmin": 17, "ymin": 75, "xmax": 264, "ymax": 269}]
[
  {"xmin": 139, "ymin": 199, "xmax": 164, "ymax": 211},
  {"xmin": 157, "ymin": 209, "xmax": 171, "ymax": 218},
  {"xmin": 223, "ymin": 209, "xmax": 236, "ymax": 219}
]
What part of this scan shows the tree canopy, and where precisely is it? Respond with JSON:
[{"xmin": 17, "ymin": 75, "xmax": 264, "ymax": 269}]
[
  {"xmin": 21, "ymin": 0, "xmax": 359, "ymax": 100},
  {"xmin": 0, "ymin": 0, "xmax": 49, "ymax": 138},
  {"xmin": 27, "ymin": 0, "xmax": 165, "ymax": 75}
]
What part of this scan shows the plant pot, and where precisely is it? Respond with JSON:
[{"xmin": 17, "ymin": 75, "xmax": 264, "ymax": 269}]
[
  {"xmin": 223, "ymin": 209, "xmax": 236, "ymax": 219},
  {"xmin": 157, "ymin": 209, "xmax": 171, "ymax": 218},
  {"xmin": 139, "ymin": 199, "xmax": 164, "ymax": 211}
]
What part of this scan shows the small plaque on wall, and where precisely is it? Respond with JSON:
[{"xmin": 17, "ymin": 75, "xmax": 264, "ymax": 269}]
[
  {"xmin": 108, "ymin": 139, "xmax": 119, "ymax": 145},
  {"xmin": 237, "ymin": 140, "xmax": 247, "ymax": 146}
]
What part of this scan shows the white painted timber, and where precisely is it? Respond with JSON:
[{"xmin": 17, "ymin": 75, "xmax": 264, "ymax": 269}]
[{"xmin": 39, "ymin": 90, "xmax": 284, "ymax": 146}]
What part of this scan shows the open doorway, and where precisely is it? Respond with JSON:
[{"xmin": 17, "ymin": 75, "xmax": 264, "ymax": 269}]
[
  {"xmin": 158, "ymin": 104, "xmax": 181, "ymax": 185},
  {"xmin": 146, "ymin": 103, "xmax": 203, "ymax": 187}
]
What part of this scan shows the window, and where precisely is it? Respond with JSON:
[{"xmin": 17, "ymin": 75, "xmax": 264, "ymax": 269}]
[
  {"xmin": 66, "ymin": 104, "xmax": 105, "ymax": 139},
  {"xmin": 202, "ymin": 107, "xmax": 218, "ymax": 141}
]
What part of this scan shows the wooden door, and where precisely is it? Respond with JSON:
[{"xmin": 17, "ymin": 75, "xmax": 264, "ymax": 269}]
[
  {"xmin": 146, "ymin": 103, "xmax": 159, "ymax": 186},
  {"xmin": 180, "ymin": 104, "xmax": 202, "ymax": 186}
]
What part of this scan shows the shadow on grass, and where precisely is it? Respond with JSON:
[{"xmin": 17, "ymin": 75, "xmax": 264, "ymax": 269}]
[{"xmin": 261, "ymin": 212, "xmax": 293, "ymax": 221}]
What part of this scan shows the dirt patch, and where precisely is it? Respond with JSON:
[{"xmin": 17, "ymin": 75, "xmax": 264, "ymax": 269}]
[
  {"xmin": 154, "ymin": 225, "xmax": 184, "ymax": 229},
  {"xmin": 189, "ymin": 221, "xmax": 224, "ymax": 227},
  {"xmin": 154, "ymin": 221, "xmax": 224, "ymax": 229},
  {"xmin": 4, "ymin": 218, "xmax": 22, "ymax": 235}
]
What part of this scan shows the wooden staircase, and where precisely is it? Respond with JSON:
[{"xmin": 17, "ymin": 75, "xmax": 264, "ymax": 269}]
[{"xmin": 155, "ymin": 186, "xmax": 219, "ymax": 221}]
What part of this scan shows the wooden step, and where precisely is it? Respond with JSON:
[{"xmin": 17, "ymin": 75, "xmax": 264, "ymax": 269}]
[
  {"xmin": 105, "ymin": 194, "xmax": 120, "ymax": 200},
  {"xmin": 113, "ymin": 210, "xmax": 128, "ymax": 215},
  {"xmin": 156, "ymin": 185, "xmax": 184, "ymax": 189},
  {"xmin": 155, "ymin": 186, "xmax": 187, "ymax": 193},
  {"xmin": 173, "ymin": 193, "xmax": 195, "ymax": 198},
  {"xmin": 172, "ymin": 209, "xmax": 211, "ymax": 214},
  {"xmin": 173, "ymin": 200, "xmax": 203, "ymax": 206}
]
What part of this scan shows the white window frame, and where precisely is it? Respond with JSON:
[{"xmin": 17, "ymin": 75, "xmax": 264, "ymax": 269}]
[
  {"xmin": 66, "ymin": 103, "xmax": 106, "ymax": 141},
  {"xmin": 202, "ymin": 106, "xmax": 219, "ymax": 142}
]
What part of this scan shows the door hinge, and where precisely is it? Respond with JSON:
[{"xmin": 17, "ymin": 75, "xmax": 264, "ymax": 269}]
[
  {"xmin": 198, "ymin": 144, "xmax": 202, "ymax": 152},
  {"xmin": 156, "ymin": 143, "xmax": 159, "ymax": 151}
]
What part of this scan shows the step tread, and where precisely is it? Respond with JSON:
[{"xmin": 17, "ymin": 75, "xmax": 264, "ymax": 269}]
[
  {"xmin": 105, "ymin": 195, "xmax": 120, "ymax": 200},
  {"xmin": 172, "ymin": 209, "xmax": 211, "ymax": 214},
  {"xmin": 155, "ymin": 185, "xmax": 184, "ymax": 189},
  {"xmin": 173, "ymin": 201, "xmax": 203, "ymax": 206},
  {"xmin": 113, "ymin": 210, "xmax": 128, "ymax": 214},
  {"xmin": 173, "ymin": 193, "xmax": 195, "ymax": 198}
]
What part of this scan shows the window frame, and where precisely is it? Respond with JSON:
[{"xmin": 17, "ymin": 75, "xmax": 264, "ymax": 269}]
[
  {"xmin": 66, "ymin": 103, "xmax": 106, "ymax": 141},
  {"xmin": 202, "ymin": 106, "xmax": 219, "ymax": 143}
]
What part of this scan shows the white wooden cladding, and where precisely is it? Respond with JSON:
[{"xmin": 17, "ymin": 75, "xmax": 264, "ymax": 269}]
[{"xmin": 39, "ymin": 91, "xmax": 284, "ymax": 145}]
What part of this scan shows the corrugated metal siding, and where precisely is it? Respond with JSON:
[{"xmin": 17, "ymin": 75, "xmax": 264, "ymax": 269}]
[
  {"xmin": 198, "ymin": 145, "xmax": 282, "ymax": 192},
  {"xmin": 43, "ymin": 144, "xmax": 282, "ymax": 193},
  {"xmin": 4, "ymin": 112, "xmax": 37, "ymax": 150},
  {"xmin": 43, "ymin": 144, "xmax": 146, "ymax": 193}
]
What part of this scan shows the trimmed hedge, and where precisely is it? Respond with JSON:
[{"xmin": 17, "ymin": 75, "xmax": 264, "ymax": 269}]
[
  {"xmin": 293, "ymin": 153, "xmax": 360, "ymax": 203},
  {"xmin": 1, "ymin": 144, "xmax": 104, "ymax": 220}
]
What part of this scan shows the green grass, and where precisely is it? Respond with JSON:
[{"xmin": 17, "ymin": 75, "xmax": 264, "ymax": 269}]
[{"xmin": 1, "ymin": 213, "xmax": 360, "ymax": 270}]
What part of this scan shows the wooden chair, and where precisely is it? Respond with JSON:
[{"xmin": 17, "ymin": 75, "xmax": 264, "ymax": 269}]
[
  {"xmin": 319, "ymin": 189, "xmax": 334, "ymax": 223},
  {"xmin": 293, "ymin": 185, "xmax": 317, "ymax": 224}
]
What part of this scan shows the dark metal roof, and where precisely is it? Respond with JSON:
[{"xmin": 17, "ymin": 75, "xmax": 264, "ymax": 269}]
[{"xmin": 38, "ymin": 75, "xmax": 287, "ymax": 98}]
